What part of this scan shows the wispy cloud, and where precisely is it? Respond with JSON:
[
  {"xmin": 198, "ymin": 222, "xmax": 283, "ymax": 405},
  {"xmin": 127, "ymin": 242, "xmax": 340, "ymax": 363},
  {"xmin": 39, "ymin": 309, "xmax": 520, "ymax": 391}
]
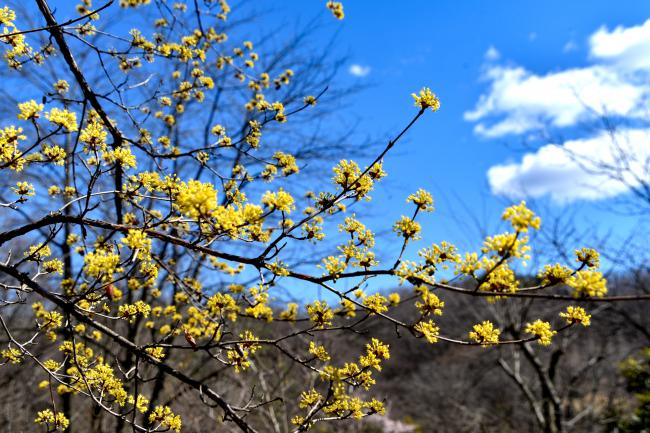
[
  {"xmin": 467, "ymin": 18, "xmax": 650, "ymax": 203},
  {"xmin": 484, "ymin": 46, "xmax": 500, "ymax": 61},
  {"xmin": 563, "ymin": 40, "xmax": 578, "ymax": 52},
  {"xmin": 348, "ymin": 64, "xmax": 371, "ymax": 77}
]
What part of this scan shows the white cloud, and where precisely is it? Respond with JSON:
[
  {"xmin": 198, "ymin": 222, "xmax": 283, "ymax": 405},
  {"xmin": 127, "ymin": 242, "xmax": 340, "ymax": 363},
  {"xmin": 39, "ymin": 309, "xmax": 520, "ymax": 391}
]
[
  {"xmin": 487, "ymin": 128, "xmax": 650, "ymax": 203},
  {"xmin": 470, "ymin": 18, "xmax": 650, "ymax": 202},
  {"xmin": 484, "ymin": 46, "xmax": 500, "ymax": 61},
  {"xmin": 466, "ymin": 19, "xmax": 650, "ymax": 138},
  {"xmin": 464, "ymin": 65, "xmax": 644, "ymax": 137},
  {"xmin": 590, "ymin": 18, "xmax": 650, "ymax": 70},
  {"xmin": 348, "ymin": 64, "xmax": 371, "ymax": 77}
]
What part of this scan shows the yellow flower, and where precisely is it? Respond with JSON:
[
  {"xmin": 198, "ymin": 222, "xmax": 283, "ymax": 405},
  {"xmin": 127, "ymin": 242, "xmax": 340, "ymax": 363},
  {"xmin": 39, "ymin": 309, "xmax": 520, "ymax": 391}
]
[
  {"xmin": 469, "ymin": 320, "xmax": 500, "ymax": 345},
  {"xmin": 364, "ymin": 338, "xmax": 390, "ymax": 363},
  {"xmin": 326, "ymin": 1, "xmax": 344, "ymax": 19},
  {"xmin": 363, "ymin": 293, "xmax": 388, "ymax": 315},
  {"xmin": 479, "ymin": 264, "xmax": 519, "ymax": 296},
  {"xmin": 103, "ymin": 146, "xmax": 137, "ymax": 168},
  {"xmin": 17, "ymin": 100, "xmax": 43, "ymax": 120},
  {"xmin": 176, "ymin": 179, "xmax": 218, "ymax": 219},
  {"xmin": 80, "ymin": 121, "xmax": 107, "ymax": 151},
  {"xmin": 559, "ymin": 306, "xmax": 591, "ymax": 327},
  {"xmin": 279, "ymin": 303, "xmax": 298, "ymax": 321},
  {"xmin": 321, "ymin": 255, "xmax": 347, "ymax": 278},
  {"xmin": 393, "ymin": 216, "xmax": 421, "ymax": 241},
  {"xmin": 261, "ymin": 189, "xmax": 295, "ymax": 212},
  {"xmin": 299, "ymin": 388, "xmax": 322, "ymax": 408},
  {"xmin": 1, "ymin": 347, "xmax": 22, "ymax": 364},
  {"xmin": 148, "ymin": 406, "xmax": 181, "ymax": 433},
  {"xmin": 575, "ymin": 247, "xmax": 600, "ymax": 268},
  {"xmin": 34, "ymin": 409, "xmax": 69, "ymax": 431},
  {"xmin": 538, "ymin": 263, "xmax": 572, "ymax": 286},
  {"xmin": 525, "ymin": 320, "xmax": 556, "ymax": 346},
  {"xmin": 414, "ymin": 320, "xmax": 439, "ymax": 343},
  {"xmin": 411, "ymin": 87, "xmax": 440, "ymax": 112},
  {"xmin": 309, "ymin": 341, "xmax": 331, "ymax": 361},
  {"xmin": 0, "ymin": 126, "xmax": 27, "ymax": 170},
  {"xmin": 415, "ymin": 288, "xmax": 444, "ymax": 316},
  {"xmin": 47, "ymin": 108, "xmax": 78, "ymax": 131},
  {"xmin": 568, "ymin": 270, "xmax": 607, "ymax": 298},
  {"xmin": 307, "ymin": 300, "xmax": 334, "ymax": 328},
  {"xmin": 42, "ymin": 144, "xmax": 67, "ymax": 165},
  {"xmin": 53, "ymin": 79, "xmax": 70, "ymax": 93},
  {"xmin": 502, "ymin": 201, "xmax": 541, "ymax": 232},
  {"xmin": 407, "ymin": 188, "xmax": 434, "ymax": 212},
  {"xmin": 388, "ymin": 292, "xmax": 401, "ymax": 306},
  {"xmin": 13, "ymin": 181, "xmax": 34, "ymax": 197}
]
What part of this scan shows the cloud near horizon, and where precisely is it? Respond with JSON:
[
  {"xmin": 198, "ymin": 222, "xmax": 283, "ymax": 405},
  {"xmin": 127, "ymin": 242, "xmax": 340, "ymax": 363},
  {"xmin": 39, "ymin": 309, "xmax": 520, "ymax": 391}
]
[
  {"xmin": 470, "ymin": 18, "xmax": 650, "ymax": 203},
  {"xmin": 488, "ymin": 128, "xmax": 650, "ymax": 202}
]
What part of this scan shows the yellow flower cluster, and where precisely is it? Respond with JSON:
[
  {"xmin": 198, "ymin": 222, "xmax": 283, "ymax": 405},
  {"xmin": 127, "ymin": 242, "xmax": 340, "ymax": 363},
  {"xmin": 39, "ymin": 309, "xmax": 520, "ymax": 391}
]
[
  {"xmin": 121, "ymin": 230, "xmax": 151, "ymax": 259},
  {"xmin": 320, "ymin": 255, "xmax": 345, "ymax": 278},
  {"xmin": 13, "ymin": 181, "xmax": 34, "ymax": 197},
  {"xmin": 478, "ymin": 265, "xmax": 519, "ymax": 296},
  {"xmin": 207, "ymin": 292, "xmax": 239, "ymax": 321},
  {"xmin": 412, "ymin": 87, "xmax": 440, "ymax": 112},
  {"xmin": 148, "ymin": 406, "xmax": 181, "ymax": 432},
  {"xmin": 502, "ymin": 201, "xmax": 541, "ymax": 232},
  {"xmin": 407, "ymin": 188, "xmax": 434, "ymax": 212},
  {"xmin": 469, "ymin": 320, "xmax": 500, "ymax": 345},
  {"xmin": 332, "ymin": 160, "xmax": 385, "ymax": 200},
  {"xmin": 279, "ymin": 303, "xmax": 299, "ymax": 321},
  {"xmin": 538, "ymin": 263, "xmax": 573, "ymax": 285},
  {"xmin": 419, "ymin": 242, "xmax": 460, "ymax": 268},
  {"xmin": 326, "ymin": 1, "xmax": 344, "ymax": 19},
  {"xmin": 34, "ymin": 409, "xmax": 69, "ymax": 431},
  {"xmin": 414, "ymin": 320, "xmax": 440, "ymax": 343},
  {"xmin": 1, "ymin": 347, "xmax": 22, "ymax": 364},
  {"xmin": 568, "ymin": 270, "xmax": 607, "ymax": 298},
  {"xmin": 307, "ymin": 300, "xmax": 334, "ymax": 328},
  {"xmin": 525, "ymin": 320, "xmax": 557, "ymax": 346},
  {"xmin": 559, "ymin": 306, "xmax": 591, "ymax": 326},
  {"xmin": 0, "ymin": 126, "xmax": 26, "ymax": 170},
  {"xmin": 175, "ymin": 179, "xmax": 218, "ymax": 219},
  {"xmin": 575, "ymin": 247, "xmax": 600, "ymax": 268},
  {"xmin": 42, "ymin": 144, "xmax": 67, "ymax": 165},
  {"xmin": 33, "ymin": 302, "xmax": 63, "ymax": 341},
  {"xmin": 482, "ymin": 232, "xmax": 530, "ymax": 259},
  {"xmin": 415, "ymin": 287, "xmax": 444, "ymax": 316},
  {"xmin": 118, "ymin": 300, "xmax": 151, "ymax": 320},
  {"xmin": 261, "ymin": 189, "xmax": 295, "ymax": 212},
  {"xmin": 17, "ymin": 100, "xmax": 43, "ymax": 120},
  {"xmin": 393, "ymin": 216, "xmax": 421, "ymax": 241},
  {"xmin": 359, "ymin": 338, "xmax": 390, "ymax": 371},
  {"xmin": 1, "ymin": 7, "xmax": 33, "ymax": 69},
  {"xmin": 47, "ymin": 108, "xmax": 78, "ymax": 131},
  {"xmin": 103, "ymin": 146, "xmax": 137, "ymax": 169},
  {"xmin": 363, "ymin": 293, "xmax": 389, "ymax": 315},
  {"xmin": 226, "ymin": 330, "xmax": 261, "ymax": 372},
  {"xmin": 309, "ymin": 341, "xmax": 331, "ymax": 361},
  {"xmin": 80, "ymin": 120, "xmax": 108, "ymax": 152},
  {"xmin": 84, "ymin": 249, "xmax": 121, "ymax": 280}
]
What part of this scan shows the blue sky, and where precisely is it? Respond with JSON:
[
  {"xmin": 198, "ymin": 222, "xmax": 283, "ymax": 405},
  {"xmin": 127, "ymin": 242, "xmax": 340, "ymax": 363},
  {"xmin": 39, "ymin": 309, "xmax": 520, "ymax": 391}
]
[
  {"xmin": 16, "ymin": 0, "xmax": 650, "ymax": 275},
  {"xmin": 250, "ymin": 0, "xmax": 650, "ymax": 263}
]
